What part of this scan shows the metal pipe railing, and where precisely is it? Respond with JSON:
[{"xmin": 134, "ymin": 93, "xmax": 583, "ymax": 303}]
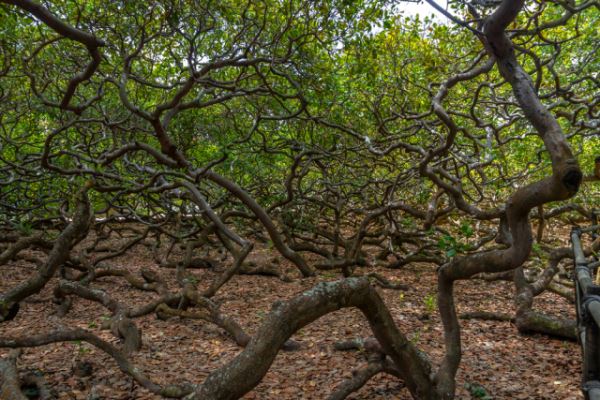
[
  {"xmin": 573, "ymin": 209, "xmax": 600, "ymax": 400},
  {"xmin": 592, "ymin": 210, "xmax": 600, "ymax": 241},
  {"xmin": 580, "ymin": 224, "xmax": 600, "ymax": 234}
]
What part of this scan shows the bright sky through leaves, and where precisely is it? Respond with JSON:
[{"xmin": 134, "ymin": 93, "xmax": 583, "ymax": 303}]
[{"xmin": 402, "ymin": 0, "xmax": 448, "ymax": 20}]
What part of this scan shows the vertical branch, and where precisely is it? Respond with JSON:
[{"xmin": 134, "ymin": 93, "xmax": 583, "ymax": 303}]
[{"xmin": 434, "ymin": 1, "xmax": 583, "ymax": 397}]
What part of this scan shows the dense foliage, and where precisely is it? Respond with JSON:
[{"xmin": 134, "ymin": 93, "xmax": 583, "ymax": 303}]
[{"xmin": 0, "ymin": 0, "xmax": 598, "ymax": 399}]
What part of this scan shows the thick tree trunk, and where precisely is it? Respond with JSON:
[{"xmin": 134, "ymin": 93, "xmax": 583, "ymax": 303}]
[
  {"xmin": 188, "ymin": 278, "xmax": 433, "ymax": 400},
  {"xmin": 434, "ymin": 2, "xmax": 582, "ymax": 397}
]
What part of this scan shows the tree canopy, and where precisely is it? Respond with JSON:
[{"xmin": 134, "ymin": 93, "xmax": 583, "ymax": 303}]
[{"xmin": 0, "ymin": 0, "xmax": 599, "ymax": 399}]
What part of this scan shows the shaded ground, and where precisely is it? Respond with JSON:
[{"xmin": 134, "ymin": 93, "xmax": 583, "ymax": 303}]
[{"xmin": 0, "ymin": 243, "xmax": 582, "ymax": 400}]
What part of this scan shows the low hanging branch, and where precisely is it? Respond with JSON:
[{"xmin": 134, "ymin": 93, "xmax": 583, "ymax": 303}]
[
  {"xmin": 188, "ymin": 277, "xmax": 432, "ymax": 400},
  {"xmin": 0, "ymin": 328, "xmax": 194, "ymax": 398},
  {"xmin": 0, "ymin": 278, "xmax": 433, "ymax": 400},
  {"xmin": 0, "ymin": 183, "xmax": 92, "ymax": 322},
  {"xmin": 54, "ymin": 281, "xmax": 142, "ymax": 354},
  {"xmin": 0, "ymin": 1, "xmax": 595, "ymax": 399},
  {"xmin": 0, "ymin": 235, "xmax": 52, "ymax": 266},
  {"xmin": 202, "ymin": 171, "xmax": 315, "ymax": 277}
]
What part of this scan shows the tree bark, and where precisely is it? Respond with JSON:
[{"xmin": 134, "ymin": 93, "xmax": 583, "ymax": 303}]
[{"xmin": 434, "ymin": 2, "xmax": 582, "ymax": 397}]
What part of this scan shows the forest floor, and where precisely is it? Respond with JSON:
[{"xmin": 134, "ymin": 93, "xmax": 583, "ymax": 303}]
[{"xmin": 0, "ymin": 232, "xmax": 583, "ymax": 400}]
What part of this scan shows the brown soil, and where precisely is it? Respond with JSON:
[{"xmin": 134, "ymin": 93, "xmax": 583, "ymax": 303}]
[{"xmin": 0, "ymin": 242, "xmax": 582, "ymax": 400}]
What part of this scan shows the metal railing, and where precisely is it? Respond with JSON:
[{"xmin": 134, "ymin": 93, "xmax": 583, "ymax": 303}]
[{"xmin": 573, "ymin": 209, "xmax": 600, "ymax": 400}]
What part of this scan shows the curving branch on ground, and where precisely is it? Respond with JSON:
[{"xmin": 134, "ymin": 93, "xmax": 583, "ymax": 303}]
[
  {"xmin": 0, "ymin": 0, "xmax": 597, "ymax": 399},
  {"xmin": 0, "ymin": 184, "xmax": 92, "ymax": 321}
]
